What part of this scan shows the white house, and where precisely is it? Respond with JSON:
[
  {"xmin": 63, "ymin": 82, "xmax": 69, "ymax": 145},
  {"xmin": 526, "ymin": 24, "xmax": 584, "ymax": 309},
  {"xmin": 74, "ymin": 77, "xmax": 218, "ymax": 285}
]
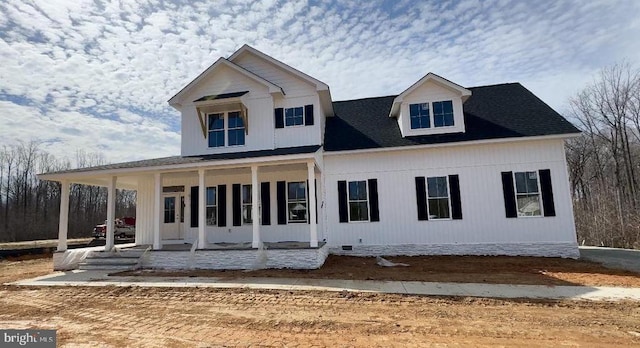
[{"xmin": 40, "ymin": 45, "xmax": 581, "ymax": 271}]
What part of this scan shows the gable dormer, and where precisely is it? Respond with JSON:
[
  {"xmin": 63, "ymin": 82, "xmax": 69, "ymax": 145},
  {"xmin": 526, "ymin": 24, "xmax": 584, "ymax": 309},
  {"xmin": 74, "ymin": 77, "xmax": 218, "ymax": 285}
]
[
  {"xmin": 168, "ymin": 45, "xmax": 334, "ymax": 157},
  {"xmin": 389, "ymin": 73, "xmax": 471, "ymax": 137}
]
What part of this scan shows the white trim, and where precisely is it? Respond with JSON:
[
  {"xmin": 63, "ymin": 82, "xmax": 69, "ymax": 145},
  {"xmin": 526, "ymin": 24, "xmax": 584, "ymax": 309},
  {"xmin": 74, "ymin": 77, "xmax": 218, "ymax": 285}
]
[
  {"xmin": 168, "ymin": 58, "xmax": 283, "ymax": 107},
  {"xmin": 323, "ymin": 134, "xmax": 581, "ymax": 157},
  {"xmin": 38, "ymin": 152, "xmax": 321, "ymax": 181}
]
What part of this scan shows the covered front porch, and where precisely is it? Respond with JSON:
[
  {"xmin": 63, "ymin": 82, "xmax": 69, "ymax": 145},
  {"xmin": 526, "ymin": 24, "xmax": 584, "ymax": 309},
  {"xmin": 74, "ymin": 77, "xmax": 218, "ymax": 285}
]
[{"xmin": 40, "ymin": 147, "xmax": 328, "ymax": 270}]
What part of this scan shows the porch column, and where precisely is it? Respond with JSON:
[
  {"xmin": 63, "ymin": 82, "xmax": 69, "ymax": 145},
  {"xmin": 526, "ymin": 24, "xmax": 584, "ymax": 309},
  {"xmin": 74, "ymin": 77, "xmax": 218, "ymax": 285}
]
[
  {"xmin": 105, "ymin": 176, "xmax": 117, "ymax": 252},
  {"xmin": 198, "ymin": 169, "xmax": 206, "ymax": 249},
  {"xmin": 251, "ymin": 165, "xmax": 260, "ymax": 248},
  {"xmin": 57, "ymin": 180, "xmax": 70, "ymax": 252},
  {"xmin": 153, "ymin": 173, "xmax": 162, "ymax": 250},
  {"xmin": 307, "ymin": 162, "xmax": 318, "ymax": 247}
]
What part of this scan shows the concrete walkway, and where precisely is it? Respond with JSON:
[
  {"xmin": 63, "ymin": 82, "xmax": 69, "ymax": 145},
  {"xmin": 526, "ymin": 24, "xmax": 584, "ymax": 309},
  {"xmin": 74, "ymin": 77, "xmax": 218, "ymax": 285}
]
[{"xmin": 10, "ymin": 270, "xmax": 640, "ymax": 301}]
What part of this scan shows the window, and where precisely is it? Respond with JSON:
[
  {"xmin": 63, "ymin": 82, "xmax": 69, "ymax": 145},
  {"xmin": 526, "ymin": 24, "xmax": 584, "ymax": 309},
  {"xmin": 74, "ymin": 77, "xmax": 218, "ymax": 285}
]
[
  {"xmin": 208, "ymin": 113, "xmax": 224, "ymax": 147},
  {"xmin": 348, "ymin": 180, "xmax": 369, "ymax": 221},
  {"xmin": 164, "ymin": 197, "xmax": 176, "ymax": 223},
  {"xmin": 514, "ymin": 171, "xmax": 541, "ymax": 216},
  {"xmin": 433, "ymin": 101, "xmax": 454, "ymax": 127},
  {"xmin": 427, "ymin": 176, "xmax": 451, "ymax": 219},
  {"xmin": 285, "ymin": 107, "xmax": 304, "ymax": 127},
  {"xmin": 287, "ymin": 181, "xmax": 307, "ymax": 223},
  {"xmin": 410, "ymin": 103, "xmax": 430, "ymax": 129},
  {"xmin": 227, "ymin": 111, "xmax": 245, "ymax": 146},
  {"xmin": 206, "ymin": 187, "xmax": 217, "ymax": 226},
  {"xmin": 242, "ymin": 184, "xmax": 252, "ymax": 224}
]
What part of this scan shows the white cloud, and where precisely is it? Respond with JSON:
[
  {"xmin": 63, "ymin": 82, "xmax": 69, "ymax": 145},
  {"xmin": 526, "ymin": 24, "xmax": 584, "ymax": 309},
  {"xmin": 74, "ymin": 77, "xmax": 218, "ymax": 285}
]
[{"xmin": 0, "ymin": 0, "xmax": 639, "ymax": 164}]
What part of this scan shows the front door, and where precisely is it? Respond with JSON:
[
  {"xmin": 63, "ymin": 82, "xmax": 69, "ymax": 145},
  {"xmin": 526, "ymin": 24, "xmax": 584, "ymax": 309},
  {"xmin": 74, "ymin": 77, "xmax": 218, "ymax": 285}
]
[{"xmin": 162, "ymin": 193, "xmax": 184, "ymax": 240}]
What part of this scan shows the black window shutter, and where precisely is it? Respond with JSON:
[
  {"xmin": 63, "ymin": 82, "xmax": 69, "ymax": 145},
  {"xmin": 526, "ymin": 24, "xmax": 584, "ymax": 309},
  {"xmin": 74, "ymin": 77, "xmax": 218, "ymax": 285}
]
[
  {"xmin": 501, "ymin": 172, "xmax": 517, "ymax": 218},
  {"xmin": 190, "ymin": 186, "xmax": 198, "ymax": 228},
  {"xmin": 368, "ymin": 179, "xmax": 380, "ymax": 222},
  {"xmin": 539, "ymin": 169, "xmax": 556, "ymax": 217},
  {"xmin": 315, "ymin": 179, "xmax": 318, "ymax": 222},
  {"xmin": 232, "ymin": 183, "xmax": 241, "ymax": 226},
  {"xmin": 337, "ymin": 180, "xmax": 348, "ymax": 223},
  {"xmin": 448, "ymin": 175, "xmax": 462, "ymax": 220},
  {"xmin": 277, "ymin": 181, "xmax": 286, "ymax": 225},
  {"xmin": 218, "ymin": 184, "xmax": 227, "ymax": 227},
  {"xmin": 261, "ymin": 182, "xmax": 271, "ymax": 225},
  {"xmin": 304, "ymin": 104, "xmax": 314, "ymax": 126},
  {"xmin": 275, "ymin": 108, "xmax": 284, "ymax": 128},
  {"xmin": 415, "ymin": 177, "xmax": 428, "ymax": 221}
]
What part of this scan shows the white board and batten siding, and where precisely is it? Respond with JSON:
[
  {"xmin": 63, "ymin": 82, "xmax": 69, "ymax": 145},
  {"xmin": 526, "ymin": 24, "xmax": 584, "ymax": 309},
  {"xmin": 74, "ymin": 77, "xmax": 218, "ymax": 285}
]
[
  {"xmin": 179, "ymin": 64, "xmax": 276, "ymax": 156},
  {"xmin": 323, "ymin": 138, "xmax": 579, "ymax": 258},
  {"xmin": 135, "ymin": 167, "xmax": 323, "ymax": 246}
]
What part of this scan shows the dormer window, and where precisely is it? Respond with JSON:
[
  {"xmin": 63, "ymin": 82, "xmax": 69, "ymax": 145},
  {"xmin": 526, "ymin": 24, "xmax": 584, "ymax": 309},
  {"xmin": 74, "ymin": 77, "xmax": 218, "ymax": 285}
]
[
  {"xmin": 410, "ymin": 103, "xmax": 431, "ymax": 129},
  {"xmin": 207, "ymin": 111, "xmax": 246, "ymax": 148},
  {"xmin": 285, "ymin": 107, "xmax": 304, "ymax": 127},
  {"xmin": 433, "ymin": 101, "xmax": 454, "ymax": 127},
  {"xmin": 410, "ymin": 100, "xmax": 454, "ymax": 130}
]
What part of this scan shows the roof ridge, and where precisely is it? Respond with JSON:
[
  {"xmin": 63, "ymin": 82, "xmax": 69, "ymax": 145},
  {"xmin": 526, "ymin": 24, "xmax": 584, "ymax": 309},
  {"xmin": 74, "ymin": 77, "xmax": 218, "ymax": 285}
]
[
  {"xmin": 333, "ymin": 95, "xmax": 398, "ymax": 103},
  {"xmin": 468, "ymin": 82, "xmax": 521, "ymax": 89}
]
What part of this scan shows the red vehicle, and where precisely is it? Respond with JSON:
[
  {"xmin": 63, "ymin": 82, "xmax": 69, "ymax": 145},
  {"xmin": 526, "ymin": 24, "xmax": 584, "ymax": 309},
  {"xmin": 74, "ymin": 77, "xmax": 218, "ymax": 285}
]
[{"xmin": 93, "ymin": 217, "xmax": 136, "ymax": 239}]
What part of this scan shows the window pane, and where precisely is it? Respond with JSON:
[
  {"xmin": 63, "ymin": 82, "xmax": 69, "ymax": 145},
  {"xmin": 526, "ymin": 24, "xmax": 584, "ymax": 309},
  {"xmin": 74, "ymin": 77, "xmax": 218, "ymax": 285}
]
[
  {"xmin": 288, "ymin": 202, "xmax": 307, "ymax": 221},
  {"xmin": 443, "ymin": 100, "xmax": 453, "ymax": 113},
  {"xmin": 349, "ymin": 201, "xmax": 369, "ymax": 221},
  {"xmin": 427, "ymin": 176, "xmax": 448, "ymax": 197},
  {"xmin": 433, "ymin": 101, "xmax": 443, "ymax": 114},
  {"xmin": 348, "ymin": 181, "xmax": 367, "ymax": 200},
  {"xmin": 242, "ymin": 185, "xmax": 252, "ymax": 204},
  {"xmin": 526, "ymin": 172, "xmax": 539, "ymax": 192},
  {"xmin": 208, "ymin": 114, "xmax": 224, "ymax": 130},
  {"xmin": 228, "ymin": 129, "xmax": 245, "ymax": 146},
  {"xmin": 517, "ymin": 194, "xmax": 541, "ymax": 216},
  {"xmin": 209, "ymin": 130, "xmax": 224, "ymax": 147},
  {"xmin": 206, "ymin": 206, "xmax": 217, "ymax": 226},
  {"xmin": 410, "ymin": 103, "xmax": 419, "ymax": 116},
  {"xmin": 243, "ymin": 205, "xmax": 252, "ymax": 224},
  {"xmin": 433, "ymin": 101, "xmax": 454, "ymax": 127},
  {"xmin": 428, "ymin": 198, "xmax": 450, "ymax": 219},
  {"xmin": 228, "ymin": 112, "xmax": 242, "ymax": 128},
  {"xmin": 285, "ymin": 107, "xmax": 304, "ymax": 126},
  {"xmin": 164, "ymin": 197, "xmax": 175, "ymax": 223},
  {"xmin": 206, "ymin": 187, "xmax": 216, "ymax": 206},
  {"xmin": 288, "ymin": 182, "xmax": 306, "ymax": 200}
]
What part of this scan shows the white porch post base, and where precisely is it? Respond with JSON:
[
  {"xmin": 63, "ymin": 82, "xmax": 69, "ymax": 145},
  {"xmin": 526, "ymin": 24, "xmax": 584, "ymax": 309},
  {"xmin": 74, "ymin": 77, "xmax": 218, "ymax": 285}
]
[
  {"xmin": 307, "ymin": 162, "xmax": 318, "ymax": 248},
  {"xmin": 105, "ymin": 176, "xmax": 117, "ymax": 251},
  {"xmin": 57, "ymin": 180, "xmax": 70, "ymax": 252},
  {"xmin": 153, "ymin": 173, "xmax": 162, "ymax": 250},
  {"xmin": 251, "ymin": 165, "xmax": 260, "ymax": 248}
]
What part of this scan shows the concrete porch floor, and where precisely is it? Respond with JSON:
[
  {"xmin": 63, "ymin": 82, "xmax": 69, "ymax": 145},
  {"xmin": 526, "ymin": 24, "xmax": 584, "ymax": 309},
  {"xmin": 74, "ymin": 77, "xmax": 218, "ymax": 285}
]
[{"xmin": 130, "ymin": 241, "xmax": 326, "ymax": 251}]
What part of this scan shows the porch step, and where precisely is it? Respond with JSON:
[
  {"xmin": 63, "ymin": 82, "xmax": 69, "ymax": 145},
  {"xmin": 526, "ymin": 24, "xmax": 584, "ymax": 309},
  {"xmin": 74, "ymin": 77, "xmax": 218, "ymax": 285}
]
[{"xmin": 78, "ymin": 250, "xmax": 144, "ymax": 270}]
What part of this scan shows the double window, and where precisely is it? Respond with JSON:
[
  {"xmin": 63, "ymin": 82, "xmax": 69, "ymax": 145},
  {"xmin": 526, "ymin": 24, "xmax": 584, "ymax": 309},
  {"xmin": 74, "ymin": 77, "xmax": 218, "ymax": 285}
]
[
  {"xmin": 207, "ymin": 111, "xmax": 245, "ymax": 147},
  {"xmin": 348, "ymin": 180, "xmax": 369, "ymax": 222},
  {"xmin": 287, "ymin": 181, "xmax": 307, "ymax": 223},
  {"xmin": 514, "ymin": 171, "xmax": 541, "ymax": 217},
  {"xmin": 409, "ymin": 100, "xmax": 454, "ymax": 129},
  {"xmin": 205, "ymin": 187, "xmax": 217, "ymax": 226}
]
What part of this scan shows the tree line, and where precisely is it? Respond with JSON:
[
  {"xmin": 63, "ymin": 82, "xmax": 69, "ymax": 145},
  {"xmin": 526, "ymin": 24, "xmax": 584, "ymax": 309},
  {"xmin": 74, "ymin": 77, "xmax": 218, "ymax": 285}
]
[
  {"xmin": 0, "ymin": 142, "xmax": 135, "ymax": 242},
  {"xmin": 567, "ymin": 62, "xmax": 640, "ymax": 249}
]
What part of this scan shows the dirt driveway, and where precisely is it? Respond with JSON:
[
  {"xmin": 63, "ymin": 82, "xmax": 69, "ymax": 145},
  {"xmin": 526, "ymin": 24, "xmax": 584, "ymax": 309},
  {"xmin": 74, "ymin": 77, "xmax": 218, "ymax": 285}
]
[{"xmin": 2, "ymin": 256, "xmax": 640, "ymax": 347}]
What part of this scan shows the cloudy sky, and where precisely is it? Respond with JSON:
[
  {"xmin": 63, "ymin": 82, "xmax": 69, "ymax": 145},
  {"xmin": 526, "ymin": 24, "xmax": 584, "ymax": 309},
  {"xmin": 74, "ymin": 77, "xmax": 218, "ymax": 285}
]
[{"xmin": 1, "ymin": 0, "xmax": 639, "ymax": 164}]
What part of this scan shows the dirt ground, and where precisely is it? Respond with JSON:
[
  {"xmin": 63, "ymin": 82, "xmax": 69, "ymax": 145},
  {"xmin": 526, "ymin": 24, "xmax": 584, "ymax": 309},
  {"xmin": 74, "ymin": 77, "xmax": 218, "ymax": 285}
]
[
  {"xmin": 1, "ymin": 257, "xmax": 640, "ymax": 347},
  {"xmin": 120, "ymin": 254, "xmax": 640, "ymax": 287}
]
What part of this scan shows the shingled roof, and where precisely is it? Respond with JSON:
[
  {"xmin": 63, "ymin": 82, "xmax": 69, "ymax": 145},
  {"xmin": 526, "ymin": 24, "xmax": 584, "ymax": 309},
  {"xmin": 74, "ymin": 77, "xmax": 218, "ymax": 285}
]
[{"xmin": 324, "ymin": 83, "xmax": 580, "ymax": 152}]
